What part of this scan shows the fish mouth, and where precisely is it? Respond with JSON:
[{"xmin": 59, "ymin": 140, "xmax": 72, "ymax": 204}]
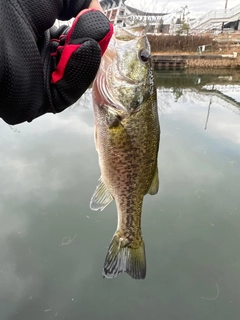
[{"xmin": 96, "ymin": 25, "xmax": 149, "ymax": 113}]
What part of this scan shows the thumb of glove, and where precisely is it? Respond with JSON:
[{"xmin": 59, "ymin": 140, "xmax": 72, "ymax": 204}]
[{"xmin": 49, "ymin": 9, "xmax": 113, "ymax": 113}]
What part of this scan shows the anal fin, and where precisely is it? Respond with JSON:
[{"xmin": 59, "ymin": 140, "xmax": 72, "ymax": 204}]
[
  {"xmin": 90, "ymin": 177, "xmax": 113, "ymax": 211},
  {"xmin": 148, "ymin": 166, "xmax": 159, "ymax": 195}
]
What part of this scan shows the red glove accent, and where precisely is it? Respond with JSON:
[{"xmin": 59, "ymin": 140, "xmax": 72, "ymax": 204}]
[
  {"xmin": 51, "ymin": 44, "xmax": 81, "ymax": 84},
  {"xmin": 51, "ymin": 9, "xmax": 113, "ymax": 84},
  {"xmin": 98, "ymin": 23, "xmax": 114, "ymax": 55}
]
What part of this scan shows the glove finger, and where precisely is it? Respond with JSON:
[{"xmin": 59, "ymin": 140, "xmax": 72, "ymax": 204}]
[
  {"xmin": 66, "ymin": 9, "xmax": 113, "ymax": 55},
  {"xmin": 51, "ymin": 39, "xmax": 101, "ymax": 112}
]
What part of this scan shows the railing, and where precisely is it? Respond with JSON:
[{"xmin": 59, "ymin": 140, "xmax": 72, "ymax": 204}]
[{"xmin": 191, "ymin": 4, "xmax": 240, "ymax": 29}]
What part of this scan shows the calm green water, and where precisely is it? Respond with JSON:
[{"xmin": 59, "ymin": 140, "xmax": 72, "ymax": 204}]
[{"xmin": 1, "ymin": 70, "xmax": 240, "ymax": 320}]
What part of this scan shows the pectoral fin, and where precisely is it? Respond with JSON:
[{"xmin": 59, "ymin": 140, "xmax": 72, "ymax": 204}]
[
  {"xmin": 148, "ymin": 167, "xmax": 159, "ymax": 195},
  {"xmin": 90, "ymin": 177, "xmax": 113, "ymax": 211}
]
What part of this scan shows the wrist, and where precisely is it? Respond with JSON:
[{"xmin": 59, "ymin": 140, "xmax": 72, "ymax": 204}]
[{"xmin": 88, "ymin": 0, "xmax": 104, "ymax": 13}]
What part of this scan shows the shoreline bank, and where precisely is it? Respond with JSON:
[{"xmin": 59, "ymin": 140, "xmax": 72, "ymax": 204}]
[{"xmin": 152, "ymin": 52, "xmax": 240, "ymax": 69}]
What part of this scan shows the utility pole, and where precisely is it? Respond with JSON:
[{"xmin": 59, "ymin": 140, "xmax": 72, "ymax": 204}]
[{"xmin": 222, "ymin": 0, "xmax": 228, "ymax": 31}]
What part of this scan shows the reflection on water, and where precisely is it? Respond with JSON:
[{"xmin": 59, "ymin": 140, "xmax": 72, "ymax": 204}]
[{"xmin": 1, "ymin": 71, "xmax": 240, "ymax": 320}]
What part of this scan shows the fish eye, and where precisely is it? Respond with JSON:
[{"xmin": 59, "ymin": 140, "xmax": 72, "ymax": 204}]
[{"xmin": 139, "ymin": 49, "xmax": 150, "ymax": 63}]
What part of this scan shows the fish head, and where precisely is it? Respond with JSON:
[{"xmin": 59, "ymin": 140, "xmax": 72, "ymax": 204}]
[{"xmin": 94, "ymin": 25, "xmax": 155, "ymax": 113}]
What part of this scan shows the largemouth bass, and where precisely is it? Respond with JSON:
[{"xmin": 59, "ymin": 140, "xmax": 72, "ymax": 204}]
[{"xmin": 90, "ymin": 25, "xmax": 160, "ymax": 279}]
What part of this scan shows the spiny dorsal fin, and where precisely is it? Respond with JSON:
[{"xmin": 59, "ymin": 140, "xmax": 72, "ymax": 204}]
[
  {"xmin": 90, "ymin": 177, "xmax": 113, "ymax": 211},
  {"xmin": 148, "ymin": 167, "xmax": 159, "ymax": 195}
]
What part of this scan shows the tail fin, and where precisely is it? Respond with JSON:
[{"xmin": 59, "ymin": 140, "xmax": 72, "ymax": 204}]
[{"xmin": 102, "ymin": 234, "xmax": 146, "ymax": 279}]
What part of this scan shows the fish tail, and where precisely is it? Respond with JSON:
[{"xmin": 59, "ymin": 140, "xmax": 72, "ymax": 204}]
[{"xmin": 102, "ymin": 233, "xmax": 146, "ymax": 280}]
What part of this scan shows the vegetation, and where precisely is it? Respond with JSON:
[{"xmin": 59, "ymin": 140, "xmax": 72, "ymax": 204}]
[
  {"xmin": 147, "ymin": 34, "xmax": 218, "ymax": 53},
  {"xmin": 147, "ymin": 34, "xmax": 240, "ymax": 68},
  {"xmin": 175, "ymin": 5, "xmax": 190, "ymax": 36}
]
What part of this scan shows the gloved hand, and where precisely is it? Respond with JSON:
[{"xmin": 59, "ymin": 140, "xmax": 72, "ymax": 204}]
[{"xmin": 0, "ymin": 0, "xmax": 113, "ymax": 125}]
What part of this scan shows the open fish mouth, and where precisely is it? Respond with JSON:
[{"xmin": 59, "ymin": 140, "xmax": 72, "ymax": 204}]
[{"xmin": 94, "ymin": 26, "xmax": 151, "ymax": 113}]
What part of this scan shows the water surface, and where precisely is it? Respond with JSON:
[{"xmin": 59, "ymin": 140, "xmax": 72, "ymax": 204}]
[{"xmin": 0, "ymin": 71, "xmax": 240, "ymax": 320}]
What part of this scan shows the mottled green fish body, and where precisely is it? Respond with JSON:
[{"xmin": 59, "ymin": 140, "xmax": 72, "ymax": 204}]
[{"xmin": 91, "ymin": 25, "xmax": 160, "ymax": 279}]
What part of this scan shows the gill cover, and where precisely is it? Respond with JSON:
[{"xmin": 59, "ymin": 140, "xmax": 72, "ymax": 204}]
[{"xmin": 96, "ymin": 25, "xmax": 152, "ymax": 113}]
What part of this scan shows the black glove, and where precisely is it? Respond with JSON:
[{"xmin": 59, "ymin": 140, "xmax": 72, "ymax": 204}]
[{"xmin": 0, "ymin": 0, "xmax": 113, "ymax": 125}]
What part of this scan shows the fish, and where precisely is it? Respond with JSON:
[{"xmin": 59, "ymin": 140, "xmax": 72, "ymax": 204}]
[{"xmin": 90, "ymin": 25, "xmax": 160, "ymax": 279}]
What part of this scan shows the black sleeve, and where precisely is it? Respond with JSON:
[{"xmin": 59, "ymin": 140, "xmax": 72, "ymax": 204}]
[{"xmin": 0, "ymin": 0, "xmax": 94, "ymax": 125}]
